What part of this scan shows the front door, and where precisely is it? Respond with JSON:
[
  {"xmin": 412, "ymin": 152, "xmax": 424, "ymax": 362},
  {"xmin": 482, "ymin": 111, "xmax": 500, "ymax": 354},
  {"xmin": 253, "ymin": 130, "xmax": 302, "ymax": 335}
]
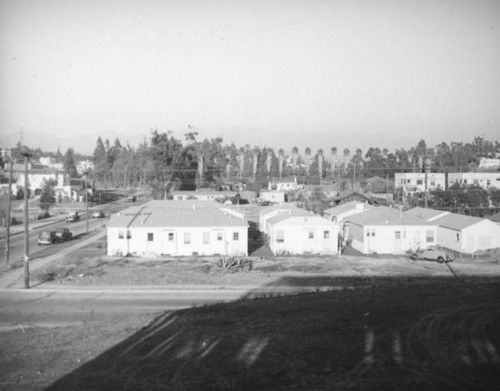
[{"xmin": 160, "ymin": 229, "xmax": 177, "ymax": 255}]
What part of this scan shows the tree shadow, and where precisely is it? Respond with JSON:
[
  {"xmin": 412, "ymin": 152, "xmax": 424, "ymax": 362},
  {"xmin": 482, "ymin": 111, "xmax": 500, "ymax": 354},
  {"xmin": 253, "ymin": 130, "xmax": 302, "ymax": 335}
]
[{"xmin": 46, "ymin": 276, "xmax": 500, "ymax": 390}]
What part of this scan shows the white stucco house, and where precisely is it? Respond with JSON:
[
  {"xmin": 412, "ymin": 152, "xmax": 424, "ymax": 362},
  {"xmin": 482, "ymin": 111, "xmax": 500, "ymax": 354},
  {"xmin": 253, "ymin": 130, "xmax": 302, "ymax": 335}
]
[
  {"xmin": 266, "ymin": 210, "xmax": 339, "ymax": 255},
  {"xmin": 107, "ymin": 200, "xmax": 248, "ymax": 257},
  {"xmin": 258, "ymin": 203, "xmax": 304, "ymax": 234},
  {"xmin": 268, "ymin": 177, "xmax": 303, "ymax": 191},
  {"xmin": 259, "ymin": 190, "xmax": 286, "ymax": 204},
  {"xmin": 405, "ymin": 207, "xmax": 500, "ymax": 253},
  {"xmin": 323, "ymin": 201, "xmax": 375, "ymax": 222},
  {"xmin": 447, "ymin": 172, "xmax": 500, "ymax": 190},
  {"xmin": 345, "ymin": 206, "xmax": 438, "ymax": 255}
]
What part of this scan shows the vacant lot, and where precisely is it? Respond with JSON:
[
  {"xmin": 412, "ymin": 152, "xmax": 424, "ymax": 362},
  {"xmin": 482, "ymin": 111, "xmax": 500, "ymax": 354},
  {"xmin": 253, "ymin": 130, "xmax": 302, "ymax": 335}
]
[
  {"xmin": 30, "ymin": 248, "xmax": 500, "ymax": 288},
  {"xmin": 2, "ymin": 276, "xmax": 500, "ymax": 390}
]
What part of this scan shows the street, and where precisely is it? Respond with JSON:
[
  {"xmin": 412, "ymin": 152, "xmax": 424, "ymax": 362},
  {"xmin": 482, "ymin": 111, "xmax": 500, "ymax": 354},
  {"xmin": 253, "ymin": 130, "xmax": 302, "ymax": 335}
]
[{"xmin": 0, "ymin": 287, "xmax": 246, "ymax": 329}]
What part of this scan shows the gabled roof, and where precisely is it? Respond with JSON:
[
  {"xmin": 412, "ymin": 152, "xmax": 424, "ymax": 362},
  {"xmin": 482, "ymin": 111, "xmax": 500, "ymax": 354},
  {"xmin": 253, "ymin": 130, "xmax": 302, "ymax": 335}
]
[
  {"xmin": 404, "ymin": 207, "xmax": 450, "ymax": 221},
  {"xmin": 347, "ymin": 206, "xmax": 433, "ymax": 226},
  {"xmin": 430, "ymin": 213, "xmax": 487, "ymax": 231},
  {"xmin": 323, "ymin": 201, "xmax": 374, "ymax": 216},
  {"xmin": 258, "ymin": 203, "xmax": 301, "ymax": 217},
  {"xmin": 267, "ymin": 210, "xmax": 326, "ymax": 226},
  {"xmin": 108, "ymin": 200, "xmax": 247, "ymax": 229}
]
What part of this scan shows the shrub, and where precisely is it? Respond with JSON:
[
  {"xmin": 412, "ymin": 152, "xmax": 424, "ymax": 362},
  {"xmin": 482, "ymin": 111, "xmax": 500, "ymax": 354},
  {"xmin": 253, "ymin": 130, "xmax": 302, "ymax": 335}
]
[{"xmin": 214, "ymin": 257, "xmax": 252, "ymax": 273}]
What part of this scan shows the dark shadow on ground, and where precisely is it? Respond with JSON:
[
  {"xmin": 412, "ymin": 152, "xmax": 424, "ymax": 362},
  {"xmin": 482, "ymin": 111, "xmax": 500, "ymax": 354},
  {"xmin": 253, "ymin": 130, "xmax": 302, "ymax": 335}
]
[{"xmin": 45, "ymin": 276, "xmax": 500, "ymax": 391}]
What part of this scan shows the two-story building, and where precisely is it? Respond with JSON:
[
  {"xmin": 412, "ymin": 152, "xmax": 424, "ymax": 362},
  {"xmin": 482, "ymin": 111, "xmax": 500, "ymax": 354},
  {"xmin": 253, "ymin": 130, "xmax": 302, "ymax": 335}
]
[{"xmin": 395, "ymin": 173, "xmax": 446, "ymax": 196}]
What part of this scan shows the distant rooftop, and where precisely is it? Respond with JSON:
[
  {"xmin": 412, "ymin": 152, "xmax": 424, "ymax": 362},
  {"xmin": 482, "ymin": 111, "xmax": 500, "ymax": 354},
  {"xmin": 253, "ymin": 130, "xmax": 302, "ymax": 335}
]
[{"xmin": 323, "ymin": 200, "xmax": 374, "ymax": 216}]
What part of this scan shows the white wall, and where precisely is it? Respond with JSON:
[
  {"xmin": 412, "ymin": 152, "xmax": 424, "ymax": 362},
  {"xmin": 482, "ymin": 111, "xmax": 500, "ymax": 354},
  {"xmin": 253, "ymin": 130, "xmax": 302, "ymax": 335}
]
[
  {"xmin": 260, "ymin": 191, "xmax": 285, "ymax": 203},
  {"xmin": 107, "ymin": 225, "xmax": 248, "ymax": 257},
  {"xmin": 436, "ymin": 220, "xmax": 500, "ymax": 253},
  {"xmin": 268, "ymin": 216, "xmax": 338, "ymax": 255},
  {"xmin": 353, "ymin": 224, "xmax": 437, "ymax": 255}
]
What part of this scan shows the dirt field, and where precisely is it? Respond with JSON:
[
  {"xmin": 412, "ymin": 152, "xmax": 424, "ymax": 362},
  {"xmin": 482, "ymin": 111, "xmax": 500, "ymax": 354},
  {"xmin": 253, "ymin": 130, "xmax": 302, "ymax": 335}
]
[
  {"xmin": 2, "ymin": 252, "xmax": 500, "ymax": 390},
  {"xmin": 2, "ymin": 277, "xmax": 500, "ymax": 390}
]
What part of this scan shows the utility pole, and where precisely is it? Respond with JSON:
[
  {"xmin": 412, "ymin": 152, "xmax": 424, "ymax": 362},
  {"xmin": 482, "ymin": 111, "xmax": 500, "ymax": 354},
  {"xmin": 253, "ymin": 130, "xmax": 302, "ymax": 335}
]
[
  {"xmin": 84, "ymin": 171, "xmax": 89, "ymax": 234},
  {"xmin": 5, "ymin": 159, "xmax": 13, "ymax": 264},
  {"xmin": 424, "ymin": 157, "xmax": 431, "ymax": 209},
  {"xmin": 352, "ymin": 161, "xmax": 356, "ymax": 190},
  {"xmin": 21, "ymin": 147, "xmax": 32, "ymax": 289}
]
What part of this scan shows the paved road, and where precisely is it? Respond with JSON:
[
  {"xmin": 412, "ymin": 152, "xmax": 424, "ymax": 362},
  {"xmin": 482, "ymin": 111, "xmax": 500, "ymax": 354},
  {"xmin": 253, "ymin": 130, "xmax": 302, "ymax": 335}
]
[{"xmin": 0, "ymin": 287, "xmax": 248, "ymax": 329}]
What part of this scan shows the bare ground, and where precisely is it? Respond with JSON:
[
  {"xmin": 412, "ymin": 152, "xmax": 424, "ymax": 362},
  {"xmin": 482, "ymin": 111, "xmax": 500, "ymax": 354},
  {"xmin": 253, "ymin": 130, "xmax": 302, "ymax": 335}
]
[{"xmin": 2, "ymin": 249, "xmax": 500, "ymax": 390}]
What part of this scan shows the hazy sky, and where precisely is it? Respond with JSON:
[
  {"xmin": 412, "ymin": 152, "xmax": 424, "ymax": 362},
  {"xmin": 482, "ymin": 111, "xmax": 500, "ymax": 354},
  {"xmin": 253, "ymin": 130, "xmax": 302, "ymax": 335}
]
[{"xmin": 1, "ymin": 0, "xmax": 499, "ymax": 152}]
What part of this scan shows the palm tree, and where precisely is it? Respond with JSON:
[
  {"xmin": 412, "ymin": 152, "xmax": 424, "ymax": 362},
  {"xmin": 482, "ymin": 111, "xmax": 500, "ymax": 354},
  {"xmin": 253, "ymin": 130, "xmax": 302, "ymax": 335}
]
[
  {"xmin": 252, "ymin": 147, "xmax": 259, "ymax": 181},
  {"xmin": 291, "ymin": 146, "xmax": 299, "ymax": 177},
  {"xmin": 278, "ymin": 148, "xmax": 285, "ymax": 179},
  {"xmin": 266, "ymin": 149, "xmax": 273, "ymax": 177},
  {"xmin": 317, "ymin": 149, "xmax": 324, "ymax": 184},
  {"xmin": 330, "ymin": 147, "xmax": 337, "ymax": 178},
  {"xmin": 237, "ymin": 147, "xmax": 245, "ymax": 180},
  {"xmin": 305, "ymin": 147, "xmax": 311, "ymax": 177}
]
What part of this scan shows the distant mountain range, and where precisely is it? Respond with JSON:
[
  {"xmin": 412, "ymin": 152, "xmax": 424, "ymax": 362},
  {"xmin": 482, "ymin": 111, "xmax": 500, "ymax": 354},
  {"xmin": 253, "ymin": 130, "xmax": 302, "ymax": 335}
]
[{"xmin": 1, "ymin": 127, "xmax": 496, "ymax": 156}]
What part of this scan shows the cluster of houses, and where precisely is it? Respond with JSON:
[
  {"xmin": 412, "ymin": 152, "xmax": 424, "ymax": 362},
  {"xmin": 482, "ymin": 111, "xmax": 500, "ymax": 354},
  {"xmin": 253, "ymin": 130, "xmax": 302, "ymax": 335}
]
[
  {"xmin": 107, "ymin": 194, "xmax": 500, "ymax": 258},
  {"xmin": 0, "ymin": 150, "xmax": 92, "ymax": 202},
  {"xmin": 396, "ymin": 172, "xmax": 500, "ymax": 196}
]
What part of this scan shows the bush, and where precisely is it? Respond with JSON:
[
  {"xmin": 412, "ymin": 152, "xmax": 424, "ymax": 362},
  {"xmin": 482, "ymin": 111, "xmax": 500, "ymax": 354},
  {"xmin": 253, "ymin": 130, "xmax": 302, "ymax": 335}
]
[
  {"xmin": 214, "ymin": 257, "xmax": 252, "ymax": 273},
  {"xmin": 37, "ymin": 211, "xmax": 50, "ymax": 220}
]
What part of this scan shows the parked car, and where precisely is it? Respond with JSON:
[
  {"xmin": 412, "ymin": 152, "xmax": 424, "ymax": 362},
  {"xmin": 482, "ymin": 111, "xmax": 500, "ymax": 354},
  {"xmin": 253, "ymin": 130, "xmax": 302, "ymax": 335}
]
[
  {"xmin": 38, "ymin": 231, "xmax": 57, "ymax": 245},
  {"xmin": 66, "ymin": 211, "xmax": 80, "ymax": 222},
  {"xmin": 409, "ymin": 246, "xmax": 453, "ymax": 263},
  {"xmin": 126, "ymin": 195, "xmax": 137, "ymax": 202},
  {"xmin": 92, "ymin": 210, "xmax": 105, "ymax": 218},
  {"xmin": 54, "ymin": 227, "xmax": 73, "ymax": 241}
]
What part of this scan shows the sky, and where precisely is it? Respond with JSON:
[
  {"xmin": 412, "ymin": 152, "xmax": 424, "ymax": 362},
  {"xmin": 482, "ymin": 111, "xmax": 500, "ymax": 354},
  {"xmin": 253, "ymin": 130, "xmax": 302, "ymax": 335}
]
[{"xmin": 1, "ymin": 0, "xmax": 499, "ymax": 154}]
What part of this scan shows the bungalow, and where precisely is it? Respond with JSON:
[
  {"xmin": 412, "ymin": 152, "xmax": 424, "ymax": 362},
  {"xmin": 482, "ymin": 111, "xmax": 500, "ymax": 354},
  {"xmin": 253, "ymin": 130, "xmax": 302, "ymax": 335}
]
[
  {"xmin": 323, "ymin": 201, "xmax": 374, "ymax": 222},
  {"xmin": 268, "ymin": 177, "xmax": 303, "ymax": 191},
  {"xmin": 267, "ymin": 210, "xmax": 339, "ymax": 255},
  {"xmin": 405, "ymin": 207, "xmax": 500, "ymax": 253},
  {"xmin": 107, "ymin": 200, "xmax": 248, "ymax": 257},
  {"xmin": 345, "ymin": 206, "xmax": 438, "ymax": 255},
  {"xmin": 258, "ymin": 203, "xmax": 304, "ymax": 234},
  {"xmin": 259, "ymin": 190, "xmax": 286, "ymax": 204}
]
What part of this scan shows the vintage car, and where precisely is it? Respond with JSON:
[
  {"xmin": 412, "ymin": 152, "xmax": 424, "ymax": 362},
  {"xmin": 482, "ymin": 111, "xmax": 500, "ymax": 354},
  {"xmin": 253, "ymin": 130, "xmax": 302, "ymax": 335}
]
[
  {"xmin": 409, "ymin": 246, "xmax": 454, "ymax": 263},
  {"xmin": 38, "ymin": 231, "xmax": 57, "ymax": 245},
  {"xmin": 65, "ymin": 211, "xmax": 80, "ymax": 222},
  {"xmin": 54, "ymin": 227, "xmax": 73, "ymax": 241},
  {"xmin": 92, "ymin": 210, "xmax": 105, "ymax": 218}
]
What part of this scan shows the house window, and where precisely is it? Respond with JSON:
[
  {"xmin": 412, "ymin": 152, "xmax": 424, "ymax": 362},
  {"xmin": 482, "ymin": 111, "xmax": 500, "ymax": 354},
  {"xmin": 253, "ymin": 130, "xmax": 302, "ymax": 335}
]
[
  {"xmin": 233, "ymin": 232, "xmax": 239, "ymax": 241},
  {"xmin": 324, "ymin": 231, "xmax": 330, "ymax": 239},
  {"xmin": 395, "ymin": 231, "xmax": 401, "ymax": 240},
  {"xmin": 184, "ymin": 232, "xmax": 191, "ymax": 244},
  {"xmin": 276, "ymin": 230, "xmax": 284, "ymax": 243},
  {"xmin": 168, "ymin": 232, "xmax": 174, "ymax": 241},
  {"xmin": 147, "ymin": 233, "xmax": 154, "ymax": 242},
  {"xmin": 417, "ymin": 179, "xmax": 423, "ymax": 185},
  {"xmin": 464, "ymin": 180, "xmax": 468, "ymax": 184},
  {"xmin": 487, "ymin": 180, "xmax": 491, "ymax": 186},
  {"xmin": 118, "ymin": 231, "xmax": 124, "ymax": 239},
  {"xmin": 426, "ymin": 230, "xmax": 434, "ymax": 243},
  {"xmin": 308, "ymin": 231, "xmax": 314, "ymax": 239},
  {"xmin": 126, "ymin": 231, "xmax": 132, "ymax": 239},
  {"xmin": 203, "ymin": 231, "xmax": 210, "ymax": 244},
  {"xmin": 217, "ymin": 232, "xmax": 223, "ymax": 241},
  {"xmin": 371, "ymin": 229, "xmax": 376, "ymax": 237},
  {"xmin": 456, "ymin": 233, "xmax": 460, "ymax": 242}
]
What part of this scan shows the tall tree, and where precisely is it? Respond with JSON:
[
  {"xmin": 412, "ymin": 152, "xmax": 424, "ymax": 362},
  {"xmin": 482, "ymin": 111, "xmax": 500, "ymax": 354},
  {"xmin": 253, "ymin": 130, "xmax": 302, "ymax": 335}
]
[
  {"xmin": 278, "ymin": 148, "xmax": 285, "ymax": 179},
  {"xmin": 291, "ymin": 146, "xmax": 299, "ymax": 177},
  {"xmin": 63, "ymin": 148, "xmax": 78, "ymax": 178},
  {"xmin": 304, "ymin": 147, "xmax": 311, "ymax": 177}
]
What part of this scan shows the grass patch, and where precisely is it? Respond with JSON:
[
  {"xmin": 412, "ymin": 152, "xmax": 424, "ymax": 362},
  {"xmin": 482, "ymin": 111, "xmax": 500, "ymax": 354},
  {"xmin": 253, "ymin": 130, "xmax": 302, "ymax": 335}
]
[{"xmin": 31, "ymin": 256, "xmax": 110, "ymax": 283}]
